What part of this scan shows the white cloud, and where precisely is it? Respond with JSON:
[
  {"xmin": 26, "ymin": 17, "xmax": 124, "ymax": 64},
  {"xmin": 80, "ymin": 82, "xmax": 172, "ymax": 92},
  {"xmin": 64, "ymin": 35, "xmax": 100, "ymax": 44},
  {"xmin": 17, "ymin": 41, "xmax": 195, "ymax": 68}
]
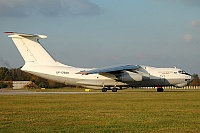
[
  {"xmin": 183, "ymin": 34, "xmax": 193, "ymax": 42},
  {"xmin": 182, "ymin": 20, "xmax": 200, "ymax": 43},
  {"xmin": 192, "ymin": 20, "xmax": 200, "ymax": 30},
  {"xmin": 0, "ymin": 0, "xmax": 103, "ymax": 17}
]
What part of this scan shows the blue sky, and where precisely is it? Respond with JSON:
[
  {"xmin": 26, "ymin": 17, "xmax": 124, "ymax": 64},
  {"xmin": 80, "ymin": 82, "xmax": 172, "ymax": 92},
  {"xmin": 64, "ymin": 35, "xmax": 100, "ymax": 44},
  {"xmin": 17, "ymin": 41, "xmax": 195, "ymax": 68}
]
[{"xmin": 0, "ymin": 0, "xmax": 200, "ymax": 75}]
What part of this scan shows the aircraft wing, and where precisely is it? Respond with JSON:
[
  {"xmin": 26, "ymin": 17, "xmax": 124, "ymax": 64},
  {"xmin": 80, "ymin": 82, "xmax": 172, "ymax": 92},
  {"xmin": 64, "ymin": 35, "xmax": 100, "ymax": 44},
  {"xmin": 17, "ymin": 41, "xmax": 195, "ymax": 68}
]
[{"xmin": 77, "ymin": 64, "xmax": 140, "ymax": 75}]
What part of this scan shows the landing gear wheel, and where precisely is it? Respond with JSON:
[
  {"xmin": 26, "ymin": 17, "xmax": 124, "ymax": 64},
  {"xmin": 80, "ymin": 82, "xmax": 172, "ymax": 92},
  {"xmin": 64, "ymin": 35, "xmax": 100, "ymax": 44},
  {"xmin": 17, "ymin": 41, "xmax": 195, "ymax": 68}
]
[
  {"xmin": 112, "ymin": 88, "xmax": 118, "ymax": 92},
  {"xmin": 102, "ymin": 88, "xmax": 107, "ymax": 92},
  {"xmin": 157, "ymin": 87, "xmax": 164, "ymax": 92}
]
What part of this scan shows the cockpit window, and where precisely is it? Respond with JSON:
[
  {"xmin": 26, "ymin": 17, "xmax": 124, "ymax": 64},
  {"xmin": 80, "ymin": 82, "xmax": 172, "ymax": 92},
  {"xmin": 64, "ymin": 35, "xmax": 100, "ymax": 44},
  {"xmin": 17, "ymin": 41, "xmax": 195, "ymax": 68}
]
[
  {"xmin": 178, "ymin": 70, "xmax": 184, "ymax": 74},
  {"xmin": 178, "ymin": 70, "xmax": 190, "ymax": 75}
]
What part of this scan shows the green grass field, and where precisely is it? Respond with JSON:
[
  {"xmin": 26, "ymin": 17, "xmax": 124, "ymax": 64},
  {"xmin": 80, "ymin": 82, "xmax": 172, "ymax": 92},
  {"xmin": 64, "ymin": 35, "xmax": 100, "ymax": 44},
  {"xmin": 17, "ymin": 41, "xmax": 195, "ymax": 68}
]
[{"xmin": 0, "ymin": 89, "xmax": 200, "ymax": 132}]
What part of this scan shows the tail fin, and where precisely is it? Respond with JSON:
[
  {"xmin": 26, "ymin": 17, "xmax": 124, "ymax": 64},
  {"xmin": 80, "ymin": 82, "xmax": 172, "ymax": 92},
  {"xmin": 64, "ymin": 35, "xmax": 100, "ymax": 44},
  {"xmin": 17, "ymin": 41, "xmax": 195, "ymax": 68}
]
[{"xmin": 5, "ymin": 32, "xmax": 57, "ymax": 66}]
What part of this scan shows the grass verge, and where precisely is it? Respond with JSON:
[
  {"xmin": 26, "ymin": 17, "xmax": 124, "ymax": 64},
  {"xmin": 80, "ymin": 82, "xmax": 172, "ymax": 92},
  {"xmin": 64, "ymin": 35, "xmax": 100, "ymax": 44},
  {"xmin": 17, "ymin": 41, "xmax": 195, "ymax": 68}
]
[{"xmin": 0, "ymin": 89, "xmax": 200, "ymax": 132}]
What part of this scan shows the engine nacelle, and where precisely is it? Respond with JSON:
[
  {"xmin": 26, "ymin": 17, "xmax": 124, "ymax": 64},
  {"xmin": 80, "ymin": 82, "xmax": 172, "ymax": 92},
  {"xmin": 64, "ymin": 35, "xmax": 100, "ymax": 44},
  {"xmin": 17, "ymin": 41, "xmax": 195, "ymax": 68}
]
[{"xmin": 118, "ymin": 71, "xmax": 143, "ymax": 82}]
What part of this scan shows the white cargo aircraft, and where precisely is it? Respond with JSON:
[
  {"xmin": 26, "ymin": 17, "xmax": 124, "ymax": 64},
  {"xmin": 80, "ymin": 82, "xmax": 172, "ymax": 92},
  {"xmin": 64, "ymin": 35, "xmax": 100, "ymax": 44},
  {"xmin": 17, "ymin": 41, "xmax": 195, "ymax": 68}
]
[{"xmin": 5, "ymin": 32, "xmax": 193, "ymax": 92}]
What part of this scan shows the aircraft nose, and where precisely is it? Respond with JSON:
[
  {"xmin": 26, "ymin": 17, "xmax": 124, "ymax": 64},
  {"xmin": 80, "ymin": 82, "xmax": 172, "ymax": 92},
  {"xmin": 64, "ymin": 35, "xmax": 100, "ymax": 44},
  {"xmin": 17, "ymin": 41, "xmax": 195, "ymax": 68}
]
[{"xmin": 186, "ymin": 75, "xmax": 194, "ymax": 85}]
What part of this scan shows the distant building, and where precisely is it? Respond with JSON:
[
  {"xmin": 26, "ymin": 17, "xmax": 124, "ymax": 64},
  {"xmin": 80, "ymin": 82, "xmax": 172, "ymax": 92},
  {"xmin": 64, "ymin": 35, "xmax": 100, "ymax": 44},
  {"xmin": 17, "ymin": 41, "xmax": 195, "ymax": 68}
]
[{"xmin": 12, "ymin": 81, "xmax": 38, "ymax": 89}]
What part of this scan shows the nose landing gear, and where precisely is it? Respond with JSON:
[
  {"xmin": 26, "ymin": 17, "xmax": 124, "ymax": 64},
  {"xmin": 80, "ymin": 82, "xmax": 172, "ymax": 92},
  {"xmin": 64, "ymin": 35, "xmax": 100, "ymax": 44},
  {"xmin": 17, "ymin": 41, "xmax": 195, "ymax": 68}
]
[{"xmin": 157, "ymin": 87, "xmax": 164, "ymax": 92}]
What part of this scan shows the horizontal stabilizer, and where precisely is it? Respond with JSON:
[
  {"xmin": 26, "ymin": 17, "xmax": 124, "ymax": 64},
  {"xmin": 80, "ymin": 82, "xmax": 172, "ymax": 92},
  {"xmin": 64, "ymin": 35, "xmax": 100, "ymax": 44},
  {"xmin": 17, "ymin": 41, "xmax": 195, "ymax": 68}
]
[{"xmin": 4, "ymin": 32, "xmax": 47, "ymax": 39}]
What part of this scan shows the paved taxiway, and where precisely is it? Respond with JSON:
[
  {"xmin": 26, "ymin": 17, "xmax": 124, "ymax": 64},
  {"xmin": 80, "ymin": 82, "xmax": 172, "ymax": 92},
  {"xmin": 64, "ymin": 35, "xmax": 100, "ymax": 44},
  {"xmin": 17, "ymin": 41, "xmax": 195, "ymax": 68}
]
[{"xmin": 0, "ymin": 90, "xmax": 101, "ymax": 95}]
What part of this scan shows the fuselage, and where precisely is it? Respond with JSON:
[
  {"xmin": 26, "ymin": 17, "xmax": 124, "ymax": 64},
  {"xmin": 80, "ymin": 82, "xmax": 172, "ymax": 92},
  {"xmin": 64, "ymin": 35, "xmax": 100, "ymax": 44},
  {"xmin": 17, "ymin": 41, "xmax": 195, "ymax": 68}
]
[
  {"xmin": 5, "ymin": 32, "xmax": 193, "ymax": 91},
  {"xmin": 21, "ymin": 64, "xmax": 192, "ymax": 89}
]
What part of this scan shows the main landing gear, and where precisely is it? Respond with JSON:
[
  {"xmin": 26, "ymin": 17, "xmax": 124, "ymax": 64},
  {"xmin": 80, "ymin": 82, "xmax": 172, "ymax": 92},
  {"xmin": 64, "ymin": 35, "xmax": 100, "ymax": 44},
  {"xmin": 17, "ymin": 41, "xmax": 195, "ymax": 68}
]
[
  {"xmin": 157, "ymin": 87, "xmax": 164, "ymax": 92},
  {"xmin": 102, "ymin": 87, "xmax": 118, "ymax": 92},
  {"xmin": 102, "ymin": 88, "xmax": 107, "ymax": 92}
]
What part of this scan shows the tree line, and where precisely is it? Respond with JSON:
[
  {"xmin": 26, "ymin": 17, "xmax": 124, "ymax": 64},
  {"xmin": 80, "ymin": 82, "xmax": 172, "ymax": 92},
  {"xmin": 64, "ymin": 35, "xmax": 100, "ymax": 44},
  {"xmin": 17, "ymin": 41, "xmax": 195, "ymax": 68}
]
[
  {"xmin": 0, "ymin": 67, "xmax": 66, "ymax": 88},
  {"xmin": 0, "ymin": 67, "xmax": 200, "ymax": 88},
  {"xmin": 189, "ymin": 74, "xmax": 200, "ymax": 86}
]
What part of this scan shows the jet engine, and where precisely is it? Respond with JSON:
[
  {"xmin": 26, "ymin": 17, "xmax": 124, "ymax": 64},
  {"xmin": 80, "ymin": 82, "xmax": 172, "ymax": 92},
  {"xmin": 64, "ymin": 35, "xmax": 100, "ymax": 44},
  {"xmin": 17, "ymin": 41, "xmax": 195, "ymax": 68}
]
[
  {"xmin": 118, "ymin": 71, "xmax": 142, "ymax": 82},
  {"xmin": 117, "ymin": 71, "xmax": 150, "ymax": 82}
]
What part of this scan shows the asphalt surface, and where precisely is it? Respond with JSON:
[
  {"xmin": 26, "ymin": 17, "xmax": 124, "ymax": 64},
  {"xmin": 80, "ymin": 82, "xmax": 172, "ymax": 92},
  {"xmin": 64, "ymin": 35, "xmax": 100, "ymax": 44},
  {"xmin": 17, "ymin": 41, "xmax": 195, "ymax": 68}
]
[{"xmin": 0, "ymin": 89, "xmax": 101, "ymax": 95}]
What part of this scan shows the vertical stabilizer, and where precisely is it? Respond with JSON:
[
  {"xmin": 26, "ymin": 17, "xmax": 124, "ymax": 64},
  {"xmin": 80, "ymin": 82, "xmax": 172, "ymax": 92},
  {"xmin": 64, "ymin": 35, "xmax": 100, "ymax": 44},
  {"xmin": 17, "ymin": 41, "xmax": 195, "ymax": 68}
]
[{"xmin": 5, "ymin": 32, "xmax": 57, "ymax": 66}]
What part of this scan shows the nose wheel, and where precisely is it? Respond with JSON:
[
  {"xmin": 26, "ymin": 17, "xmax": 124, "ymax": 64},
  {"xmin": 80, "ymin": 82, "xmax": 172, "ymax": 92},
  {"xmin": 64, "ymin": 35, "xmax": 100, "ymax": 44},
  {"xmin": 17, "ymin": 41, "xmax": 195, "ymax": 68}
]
[{"xmin": 157, "ymin": 87, "xmax": 164, "ymax": 92}]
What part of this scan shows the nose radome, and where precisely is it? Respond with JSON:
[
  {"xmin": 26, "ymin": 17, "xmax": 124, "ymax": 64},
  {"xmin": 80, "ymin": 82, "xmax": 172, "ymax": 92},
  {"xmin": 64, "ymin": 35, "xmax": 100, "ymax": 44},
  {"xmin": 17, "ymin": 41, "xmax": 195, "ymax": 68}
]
[{"xmin": 186, "ymin": 75, "xmax": 194, "ymax": 85}]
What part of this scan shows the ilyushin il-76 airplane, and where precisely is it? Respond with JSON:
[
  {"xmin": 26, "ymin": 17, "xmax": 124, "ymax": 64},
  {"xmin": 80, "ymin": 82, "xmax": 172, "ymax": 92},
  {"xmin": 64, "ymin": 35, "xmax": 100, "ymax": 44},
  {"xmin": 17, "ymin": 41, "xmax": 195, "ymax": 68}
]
[{"xmin": 5, "ymin": 32, "xmax": 193, "ymax": 92}]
